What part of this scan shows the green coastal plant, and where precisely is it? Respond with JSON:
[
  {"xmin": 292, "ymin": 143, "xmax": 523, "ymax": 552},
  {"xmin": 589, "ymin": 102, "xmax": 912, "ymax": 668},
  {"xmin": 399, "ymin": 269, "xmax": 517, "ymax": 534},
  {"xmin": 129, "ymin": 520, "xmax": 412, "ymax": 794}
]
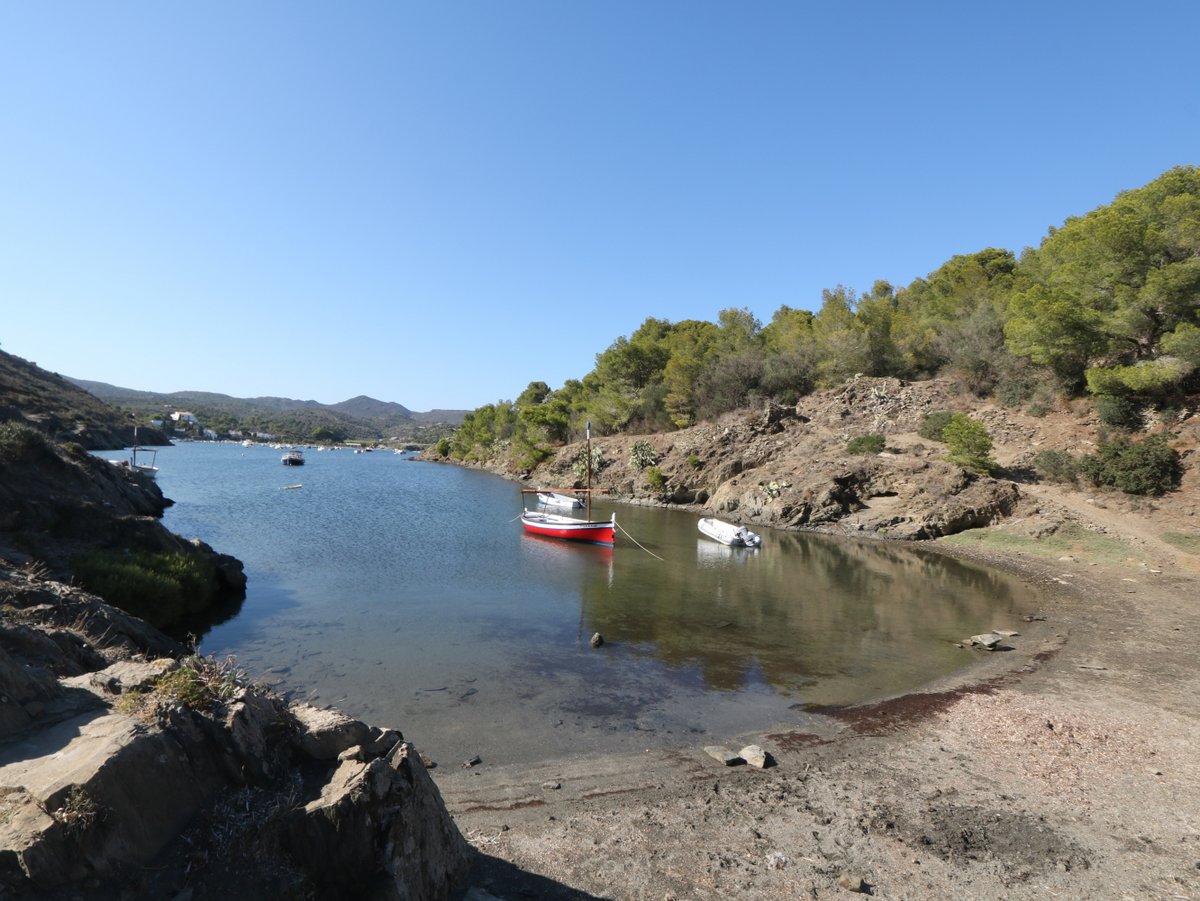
[
  {"xmin": 687, "ymin": 453, "xmax": 703, "ymax": 469},
  {"xmin": 644, "ymin": 466, "xmax": 665, "ymax": 491},
  {"xmin": 72, "ymin": 549, "xmax": 220, "ymax": 628}
]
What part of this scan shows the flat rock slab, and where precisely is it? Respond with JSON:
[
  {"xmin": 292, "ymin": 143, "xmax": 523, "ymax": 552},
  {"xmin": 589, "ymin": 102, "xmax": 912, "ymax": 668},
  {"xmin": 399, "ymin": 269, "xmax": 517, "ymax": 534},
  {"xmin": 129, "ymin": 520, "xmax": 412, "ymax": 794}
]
[
  {"xmin": 704, "ymin": 746, "xmax": 741, "ymax": 766},
  {"xmin": 62, "ymin": 658, "xmax": 172, "ymax": 699},
  {"xmin": 0, "ymin": 710, "xmax": 221, "ymax": 884}
]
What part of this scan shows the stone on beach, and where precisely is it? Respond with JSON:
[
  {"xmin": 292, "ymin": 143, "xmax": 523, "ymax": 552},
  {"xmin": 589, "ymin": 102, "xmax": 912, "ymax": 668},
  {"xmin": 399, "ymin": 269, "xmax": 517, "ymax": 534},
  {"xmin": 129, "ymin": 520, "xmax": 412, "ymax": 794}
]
[
  {"xmin": 704, "ymin": 745, "xmax": 741, "ymax": 766},
  {"xmin": 739, "ymin": 744, "xmax": 770, "ymax": 768}
]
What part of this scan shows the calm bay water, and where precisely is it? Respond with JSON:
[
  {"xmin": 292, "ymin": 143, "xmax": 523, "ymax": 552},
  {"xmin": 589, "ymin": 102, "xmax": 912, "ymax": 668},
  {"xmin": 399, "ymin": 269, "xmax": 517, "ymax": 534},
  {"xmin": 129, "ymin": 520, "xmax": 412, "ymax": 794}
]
[{"xmin": 117, "ymin": 442, "xmax": 1035, "ymax": 766}]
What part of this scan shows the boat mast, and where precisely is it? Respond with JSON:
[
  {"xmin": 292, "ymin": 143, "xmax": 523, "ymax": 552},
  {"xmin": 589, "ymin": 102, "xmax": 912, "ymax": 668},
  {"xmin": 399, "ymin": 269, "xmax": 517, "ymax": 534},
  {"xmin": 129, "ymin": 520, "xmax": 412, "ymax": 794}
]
[{"xmin": 585, "ymin": 419, "xmax": 592, "ymax": 520}]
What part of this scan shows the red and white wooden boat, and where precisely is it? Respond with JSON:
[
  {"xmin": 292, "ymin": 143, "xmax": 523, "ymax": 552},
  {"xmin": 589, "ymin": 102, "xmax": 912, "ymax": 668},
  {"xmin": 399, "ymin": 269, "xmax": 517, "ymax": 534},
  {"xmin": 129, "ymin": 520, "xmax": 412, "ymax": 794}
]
[
  {"xmin": 520, "ymin": 509, "xmax": 616, "ymax": 546},
  {"xmin": 521, "ymin": 421, "xmax": 615, "ymax": 546}
]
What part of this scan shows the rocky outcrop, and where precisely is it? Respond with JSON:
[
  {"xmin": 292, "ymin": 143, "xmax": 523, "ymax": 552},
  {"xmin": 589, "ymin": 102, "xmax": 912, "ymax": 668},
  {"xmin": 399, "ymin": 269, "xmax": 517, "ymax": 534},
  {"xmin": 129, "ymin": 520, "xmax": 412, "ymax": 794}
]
[
  {"xmin": 0, "ymin": 566, "xmax": 471, "ymax": 900},
  {"xmin": 493, "ymin": 377, "xmax": 1022, "ymax": 540},
  {"xmin": 0, "ymin": 426, "xmax": 245, "ymax": 630}
]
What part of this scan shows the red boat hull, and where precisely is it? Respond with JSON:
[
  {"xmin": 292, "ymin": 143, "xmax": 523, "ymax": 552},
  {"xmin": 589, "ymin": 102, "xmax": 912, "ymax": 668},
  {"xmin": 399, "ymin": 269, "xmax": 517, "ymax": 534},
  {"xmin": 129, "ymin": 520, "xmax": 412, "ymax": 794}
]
[{"xmin": 521, "ymin": 512, "xmax": 615, "ymax": 546}]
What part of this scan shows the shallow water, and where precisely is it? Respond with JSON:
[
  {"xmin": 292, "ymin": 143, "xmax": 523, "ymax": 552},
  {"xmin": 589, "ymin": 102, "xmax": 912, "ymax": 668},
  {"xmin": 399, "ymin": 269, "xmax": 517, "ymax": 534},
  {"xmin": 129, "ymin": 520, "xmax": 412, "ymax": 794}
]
[{"xmin": 108, "ymin": 442, "xmax": 1037, "ymax": 766}]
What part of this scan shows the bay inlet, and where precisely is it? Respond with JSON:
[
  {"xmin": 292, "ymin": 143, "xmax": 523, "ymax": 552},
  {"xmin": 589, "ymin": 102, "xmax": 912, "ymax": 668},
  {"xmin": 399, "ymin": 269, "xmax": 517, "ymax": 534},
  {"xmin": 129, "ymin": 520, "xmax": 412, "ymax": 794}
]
[{"xmin": 118, "ymin": 441, "xmax": 1036, "ymax": 767}]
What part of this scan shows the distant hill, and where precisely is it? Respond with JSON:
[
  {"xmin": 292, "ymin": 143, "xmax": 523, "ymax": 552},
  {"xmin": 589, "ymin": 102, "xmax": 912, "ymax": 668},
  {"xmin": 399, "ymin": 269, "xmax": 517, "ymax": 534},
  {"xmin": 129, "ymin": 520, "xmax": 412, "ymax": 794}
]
[
  {"xmin": 327, "ymin": 395, "xmax": 414, "ymax": 419},
  {"xmin": 0, "ymin": 349, "xmax": 167, "ymax": 449},
  {"xmin": 66, "ymin": 378, "xmax": 466, "ymax": 443}
]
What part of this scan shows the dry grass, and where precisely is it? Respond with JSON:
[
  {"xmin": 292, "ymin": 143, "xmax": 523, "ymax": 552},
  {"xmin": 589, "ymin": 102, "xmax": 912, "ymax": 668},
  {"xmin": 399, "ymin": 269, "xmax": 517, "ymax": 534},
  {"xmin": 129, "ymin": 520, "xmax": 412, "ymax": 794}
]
[
  {"xmin": 942, "ymin": 521, "xmax": 1146, "ymax": 566},
  {"xmin": 1161, "ymin": 531, "xmax": 1200, "ymax": 555}
]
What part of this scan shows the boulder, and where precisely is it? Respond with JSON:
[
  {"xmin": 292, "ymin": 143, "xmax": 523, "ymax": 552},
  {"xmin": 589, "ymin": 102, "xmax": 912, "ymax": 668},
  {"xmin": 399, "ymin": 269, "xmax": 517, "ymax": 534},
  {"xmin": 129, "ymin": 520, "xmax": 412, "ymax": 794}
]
[
  {"xmin": 290, "ymin": 703, "xmax": 373, "ymax": 760},
  {"xmin": 739, "ymin": 744, "xmax": 771, "ymax": 769}
]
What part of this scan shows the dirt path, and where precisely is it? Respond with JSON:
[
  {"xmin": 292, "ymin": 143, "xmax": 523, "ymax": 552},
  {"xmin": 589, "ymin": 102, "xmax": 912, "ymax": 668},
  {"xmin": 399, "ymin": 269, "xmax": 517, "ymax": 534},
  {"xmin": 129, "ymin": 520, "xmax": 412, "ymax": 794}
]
[
  {"xmin": 438, "ymin": 499, "xmax": 1200, "ymax": 900},
  {"xmin": 1019, "ymin": 479, "xmax": 1200, "ymax": 573}
]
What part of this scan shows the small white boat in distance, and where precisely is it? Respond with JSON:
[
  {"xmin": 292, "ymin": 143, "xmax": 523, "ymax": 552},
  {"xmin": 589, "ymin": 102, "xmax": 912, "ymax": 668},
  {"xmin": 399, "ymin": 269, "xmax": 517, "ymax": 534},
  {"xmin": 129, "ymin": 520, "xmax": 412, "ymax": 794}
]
[
  {"xmin": 281, "ymin": 448, "xmax": 305, "ymax": 466},
  {"xmin": 698, "ymin": 517, "xmax": 762, "ymax": 548},
  {"xmin": 536, "ymin": 491, "xmax": 584, "ymax": 510}
]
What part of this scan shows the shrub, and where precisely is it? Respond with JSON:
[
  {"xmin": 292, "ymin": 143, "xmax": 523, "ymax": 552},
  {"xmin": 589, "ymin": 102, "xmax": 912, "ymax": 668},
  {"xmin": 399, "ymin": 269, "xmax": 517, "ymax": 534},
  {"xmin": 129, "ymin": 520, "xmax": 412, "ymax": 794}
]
[
  {"xmin": 434, "ymin": 437, "xmax": 450, "ymax": 456},
  {"xmin": 0, "ymin": 422, "xmax": 54, "ymax": 464},
  {"xmin": 687, "ymin": 453, "xmax": 703, "ymax": 469},
  {"xmin": 629, "ymin": 440, "xmax": 658, "ymax": 470},
  {"xmin": 995, "ymin": 379, "xmax": 1032, "ymax": 408},
  {"xmin": 846, "ymin": 434, "xmax": 885, "ymax": 455},
  {"xmin": 1076, "ymin": 434, "xmax": 1180, "ymax": 496},
  {"xmin": 1094, "ymin": 395, "xmax": 1142, "ymax": 430},
  {"xmin": 1033, "ymin": 450, "xmax": 1077, "ymax": 483},
  {"xmin": 644, "ymin": 466, "xmax": 665, "ymax": 491},
  {"xmin": 45, "ymin": 786, "xmax": 102, "ymax": 833},
  {"xmin": 917, "ymin": 411, "xmax": 955, "ymax": 442},
  {"xmin": 61, "ymin": 441, "xmax": 88, "ymax": 459},
  {"xmin": 942, "ymin": 413, "xmax": 996, "ymax": 473}
]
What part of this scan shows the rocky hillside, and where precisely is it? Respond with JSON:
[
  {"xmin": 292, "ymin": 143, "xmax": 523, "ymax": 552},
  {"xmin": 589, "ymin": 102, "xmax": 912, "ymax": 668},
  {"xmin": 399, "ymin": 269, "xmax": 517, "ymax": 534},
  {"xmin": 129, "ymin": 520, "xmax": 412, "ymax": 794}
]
[
  {"xmin": 0, "ymin": 565, "xmax": 470, "ymax": 900},
  {"xmin": 439, "ymin": 376, "xmax": 1199, "ymax": 541},
  {"xmin": 0, "ymin": 349, "xmax": 168, "ymax": 449},
  {"xmin": 0, "ymin": 423, "xmax": 245, "ymax": 633}
]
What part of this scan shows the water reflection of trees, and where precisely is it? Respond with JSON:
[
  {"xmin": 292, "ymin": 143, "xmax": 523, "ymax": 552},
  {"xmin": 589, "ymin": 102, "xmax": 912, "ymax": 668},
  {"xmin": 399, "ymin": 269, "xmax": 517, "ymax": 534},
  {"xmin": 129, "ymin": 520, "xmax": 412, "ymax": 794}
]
[{"xmin": 579, "ymin": 526, "xmax": 1031, "ymax": 696}]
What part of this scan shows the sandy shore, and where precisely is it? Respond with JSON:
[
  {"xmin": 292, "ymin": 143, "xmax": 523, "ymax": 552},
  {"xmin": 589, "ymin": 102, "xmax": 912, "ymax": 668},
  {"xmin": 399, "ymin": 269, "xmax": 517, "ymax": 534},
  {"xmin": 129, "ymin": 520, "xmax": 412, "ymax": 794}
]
[{"xmin": 434, "ymin": 497, "xmax": 1200, "ymax": 900}]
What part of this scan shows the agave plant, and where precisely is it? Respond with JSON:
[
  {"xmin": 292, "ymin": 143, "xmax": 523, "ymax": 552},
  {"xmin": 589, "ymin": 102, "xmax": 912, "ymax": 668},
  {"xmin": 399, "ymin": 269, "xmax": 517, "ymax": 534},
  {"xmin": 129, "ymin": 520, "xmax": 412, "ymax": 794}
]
[
  {"xmin": 629, "ymin": 440, "xmax": 658, "ymax": 470},
  {"xmin": 573, "ymin": 445, "xmax": 604, "ymax": 483}
]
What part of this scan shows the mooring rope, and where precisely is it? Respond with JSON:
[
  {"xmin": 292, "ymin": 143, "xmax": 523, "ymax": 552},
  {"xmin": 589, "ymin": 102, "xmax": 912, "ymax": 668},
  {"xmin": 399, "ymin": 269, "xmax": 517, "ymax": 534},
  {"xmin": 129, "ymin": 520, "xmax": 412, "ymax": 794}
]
[{"xmin": 615, "ymin": 519, "xmax": 664, "ymax": 561}]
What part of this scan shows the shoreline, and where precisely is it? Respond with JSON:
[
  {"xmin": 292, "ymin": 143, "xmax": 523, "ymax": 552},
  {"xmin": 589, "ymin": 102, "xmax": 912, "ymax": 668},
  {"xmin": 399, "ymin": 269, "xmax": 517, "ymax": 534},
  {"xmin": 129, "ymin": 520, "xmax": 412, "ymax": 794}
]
[{"xmin": 438, "ymin": 524, "xmax": 1200, "ymax": 900}]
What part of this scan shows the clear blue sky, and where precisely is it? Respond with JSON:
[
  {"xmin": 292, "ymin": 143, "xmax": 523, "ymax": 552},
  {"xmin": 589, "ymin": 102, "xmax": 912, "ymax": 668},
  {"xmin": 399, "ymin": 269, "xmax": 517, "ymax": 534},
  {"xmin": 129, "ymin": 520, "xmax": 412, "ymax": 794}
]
[{"xmin": 2, "ymin": 2, "xmax": 1197, "ymax": 411}]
